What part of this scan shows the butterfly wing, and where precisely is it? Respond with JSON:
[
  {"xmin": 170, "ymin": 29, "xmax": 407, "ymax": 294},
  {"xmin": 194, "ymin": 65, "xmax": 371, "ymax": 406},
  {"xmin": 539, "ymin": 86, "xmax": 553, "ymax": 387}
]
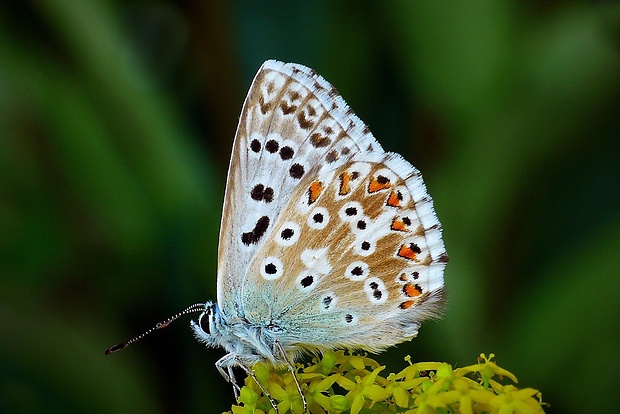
[
  {"xmin": 217, "ymin": 60, "xmax": 379, "ymax": 319},
  {"xmin": 231, "ymin": 61, "xmax": 447, "ymax": 354}
]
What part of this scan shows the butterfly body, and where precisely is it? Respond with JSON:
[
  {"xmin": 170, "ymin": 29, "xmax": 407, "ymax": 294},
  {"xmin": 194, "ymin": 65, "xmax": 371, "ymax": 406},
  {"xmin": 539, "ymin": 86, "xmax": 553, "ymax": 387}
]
[
  {"xmin": 190, "ymin": 60, "xmax": 447, "ymax": 382},
  {"xmin": 192, "ymin": 302, "xmax": 280, "ymax": 367}
]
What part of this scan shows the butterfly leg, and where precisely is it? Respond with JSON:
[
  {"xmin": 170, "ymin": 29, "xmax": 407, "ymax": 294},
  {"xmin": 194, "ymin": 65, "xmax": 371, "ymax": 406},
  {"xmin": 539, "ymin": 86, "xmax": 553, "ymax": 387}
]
[
  {"xmin": 227, "ymin": 366, "xmax": 240, "ymax": 396},
  {"xmin": 234, "ymin": 356, "xmax": 280, "ymax": 414},
  {"xmin": 215, "ymin": 354, "xmax": 241, "ymax": 396},
  {"xmin": 274, "ymin": 339, "xmax": 307, "ymax": 412}
]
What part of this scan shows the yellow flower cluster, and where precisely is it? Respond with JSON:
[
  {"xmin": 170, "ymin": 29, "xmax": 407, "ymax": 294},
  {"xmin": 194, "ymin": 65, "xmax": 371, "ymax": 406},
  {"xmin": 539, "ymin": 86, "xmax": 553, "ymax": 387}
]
[{"xmin": 229, "ymin": 352, "xmax": 545, "ymax": 414}]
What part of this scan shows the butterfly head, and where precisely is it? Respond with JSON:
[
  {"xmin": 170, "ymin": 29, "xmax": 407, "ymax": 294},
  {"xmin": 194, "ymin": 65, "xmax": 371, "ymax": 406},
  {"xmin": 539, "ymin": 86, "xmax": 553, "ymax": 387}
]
[{"xmin": 190, "ymin": 301, "xmax": 227, "ymax": 347}]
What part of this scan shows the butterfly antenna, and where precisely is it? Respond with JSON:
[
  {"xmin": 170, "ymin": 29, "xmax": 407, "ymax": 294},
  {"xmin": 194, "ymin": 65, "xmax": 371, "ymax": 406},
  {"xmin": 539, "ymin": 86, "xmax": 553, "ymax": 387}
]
[{"xmin": 105, "ymin": 303, "xmax": 207, "ymax": 355}]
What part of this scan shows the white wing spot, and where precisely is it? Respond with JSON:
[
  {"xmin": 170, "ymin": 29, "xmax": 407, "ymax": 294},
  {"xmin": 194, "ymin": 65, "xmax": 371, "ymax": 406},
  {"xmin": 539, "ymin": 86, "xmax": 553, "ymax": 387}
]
[
  {"xmin": 296, "ymin": 271, "xmax": 320, "ymax": 292},
  {"xmin": 343, "ymin": 313, "xmax": 358, "ymax": 325},
  {"xmin": 345, "ymin": 261, "xmax": 369, "ymax": 281},
  {"xmin": 364, "ymin": 277, "xmax": 388, "ymax": 304},
  {"xmin": 354, "ymin": 238, "xmax": 376, "ymax": 256},
  {"xmin": 372, "ymin": 168, "xmax": 397, "ymax": 185},
  {"xmin": 350, "ymin": 214, "xmax": 370, "ymax": 237},
  {"xmin": 301, "ymin": 248, "xmax": 331, "ymax": 275},
  {"xmin": 260, "ymin": 256, "xmax": 283, "ymax": 280},
  {"xmin": 319, "ymin": 292, "xmax": 337, "ymax": 312},
  {"xmin": 276, "ymin": 221, "xmax": 301, "ymax": 246},
  {"xmin": 307, "ymin": 206, "xmax": 330, "ymax": 230}
]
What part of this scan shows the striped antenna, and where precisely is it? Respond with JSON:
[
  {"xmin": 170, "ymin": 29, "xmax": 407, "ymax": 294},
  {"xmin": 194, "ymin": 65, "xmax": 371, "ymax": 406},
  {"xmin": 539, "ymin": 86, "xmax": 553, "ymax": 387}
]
[{"xmin": 105, "ymin": 303, "xmax": 207, "ymax": 355}]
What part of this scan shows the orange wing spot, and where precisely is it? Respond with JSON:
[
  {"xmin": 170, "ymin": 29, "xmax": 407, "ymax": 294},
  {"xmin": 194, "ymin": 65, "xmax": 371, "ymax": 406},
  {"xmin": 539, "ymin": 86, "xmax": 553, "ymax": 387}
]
[
  {"xmin": 403, "ymin": 283, "xmax": 423, "ymax": 297},
  {"xmin": 368, "ymin": 175, "xmax": 391, "ymax": 193},
  {"xmin": 397, "ymin": 243, "xmax": 421, "ymax": 260},
  {"xmin": 391, "ymin": 218, "xmax": 408, "ymax": 232},
  {"xmin": 399, "ymin": 273, "xmax": 408, "ymax": 282},
  {"xmin": 308, "ymin": 181, "xmax": 323, "ymax": 204},
  {"xmin": 399, "ymin": 300, "xmax": 416, "ymax": 309},
  {"xmin": 339, "ymin": 171, "xmax": 352, "ymax": 195},
  {"xmin": 386, "ymin": 190, "xmax": 402, "ymax": 207}
]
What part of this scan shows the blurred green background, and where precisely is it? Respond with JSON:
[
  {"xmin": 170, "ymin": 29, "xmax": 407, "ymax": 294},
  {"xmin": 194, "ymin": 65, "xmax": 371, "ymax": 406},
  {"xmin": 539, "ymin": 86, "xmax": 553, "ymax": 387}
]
[{"xmin": 1, "ymin": 1, "xmax": 619, "ymax": 413}]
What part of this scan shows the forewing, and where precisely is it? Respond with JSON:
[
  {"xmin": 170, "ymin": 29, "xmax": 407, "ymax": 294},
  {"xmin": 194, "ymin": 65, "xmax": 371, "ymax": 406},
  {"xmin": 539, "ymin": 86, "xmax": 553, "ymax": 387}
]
[{"xmin": 217, "ymin": 60, "xmax": 381, "ymax": 318}]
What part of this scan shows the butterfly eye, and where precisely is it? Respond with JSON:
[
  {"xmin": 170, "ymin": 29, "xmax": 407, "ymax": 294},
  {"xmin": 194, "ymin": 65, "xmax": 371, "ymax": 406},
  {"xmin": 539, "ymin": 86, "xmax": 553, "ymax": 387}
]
[{"xmin": 199, "ymin": 312, "xmax": 211, "ymax": 335}]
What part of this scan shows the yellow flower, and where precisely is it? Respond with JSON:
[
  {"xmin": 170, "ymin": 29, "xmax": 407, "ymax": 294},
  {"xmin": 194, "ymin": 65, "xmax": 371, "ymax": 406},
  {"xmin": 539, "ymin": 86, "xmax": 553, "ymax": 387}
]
[
  {"xmin": 455, "ymin": 353, "xmax": 518, "ymax": 388},
  {"xmin": 227, "ymin": 352, "xmax": 546, "ymax": 414},
  {"xmin": 336, "ymin": 366, "xmax": 391, "ymax": 414}
]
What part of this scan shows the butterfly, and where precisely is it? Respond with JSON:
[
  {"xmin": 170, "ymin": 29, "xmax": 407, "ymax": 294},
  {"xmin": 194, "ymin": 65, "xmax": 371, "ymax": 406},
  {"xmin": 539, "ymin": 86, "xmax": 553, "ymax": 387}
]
[{"xmin": 107, "ymin": 60, "xmax": 447, "ymax": 412}]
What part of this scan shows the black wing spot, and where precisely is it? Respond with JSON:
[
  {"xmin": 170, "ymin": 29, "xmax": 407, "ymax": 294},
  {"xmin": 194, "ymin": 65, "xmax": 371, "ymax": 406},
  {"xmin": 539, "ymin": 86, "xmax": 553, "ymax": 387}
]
[
  {"xmin": 279, "ymin": 146, "xmax": 294, "ymax": 160},
  {"xmin": 310, "ymin": 133, "xmax": 331, "ymax": 148},
  {"xmin": 281, "ymin": 228, "xmax": 294, "ymax": 240},
  {"xmin": 409, "ymin": 243, "xmax": 422, "ymax": 254},
  {"xmin": 351, "ymin": 266, "xmax": 363, "ymax": 276},
  {"xmin": 250, "ymin": 184, "xmax": 274, "ymax": 202},
  {"xmin": 250, "ymin": 139, "xmax": 261, "ymax": 153},
  {"xmin": 300, "ymin": 275, "xmax": 314, "ymax": 288},
  {"xmin": 265, "ymin": 139, "xmax": 279, "ymax": 153},
  {"xmin": 289, "ymin": 163, "xmax": 305, "ymax": 179},
  {"xmin": 326, "ymin": 150, "xmax": 338, "ymax": 163},
  {"xmin": 241, "ymin": 216, "xmax": 270, "ymax": 245},
  {"xmin": 345, "ymin": 207, "xmax": 357, "ymax": 216}
]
